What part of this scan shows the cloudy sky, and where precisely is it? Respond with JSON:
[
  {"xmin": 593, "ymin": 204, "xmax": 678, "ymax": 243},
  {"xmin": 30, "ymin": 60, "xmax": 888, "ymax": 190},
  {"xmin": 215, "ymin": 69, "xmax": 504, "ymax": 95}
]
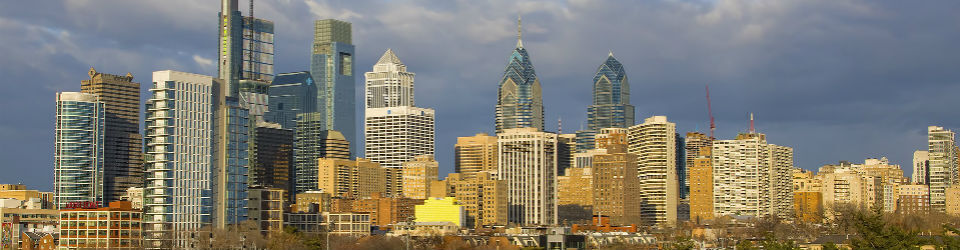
[{"xmin": 2, "ymin": 0, "xmax": 959, "ymax": 191}]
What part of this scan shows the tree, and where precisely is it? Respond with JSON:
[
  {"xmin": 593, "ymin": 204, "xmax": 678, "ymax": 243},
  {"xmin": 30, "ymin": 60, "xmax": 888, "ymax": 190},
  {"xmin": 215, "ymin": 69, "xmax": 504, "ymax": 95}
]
[
  {"xmin": 848, "ymin": 207, "xmax": 924, "ymax": 250},
  {"xmin": 735, "ymin": 240, "xmax": 757, "ymax": 250},
  {"xmin": 821, "ymin": 242, "xmax": 841, "ymax": 250},
  {"xmin": 664, "ymin": 236, "xmax": 695, "ymax": 250}
]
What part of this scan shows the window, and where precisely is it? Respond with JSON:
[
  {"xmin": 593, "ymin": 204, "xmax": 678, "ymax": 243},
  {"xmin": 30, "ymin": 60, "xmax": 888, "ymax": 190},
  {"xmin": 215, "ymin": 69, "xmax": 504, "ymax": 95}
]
[{"xmin": 339, "ymin": 53, "xmax": 352, "ymax": 76}]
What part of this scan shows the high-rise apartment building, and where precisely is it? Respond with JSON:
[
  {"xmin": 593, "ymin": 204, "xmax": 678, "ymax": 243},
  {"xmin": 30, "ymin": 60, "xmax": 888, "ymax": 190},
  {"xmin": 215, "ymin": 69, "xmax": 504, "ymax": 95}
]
[
  {"xmin": 311, "ymin": 19, "xmax": 356, "ymax": 156},
  {"xmin": 294, "ymin": 112, "xmax": 350, "ymax": 194},
  {"xmin": 266, "ymin": 72, "xmax": 316, "ymax": 129},
  {"xmin": 913, "ymin": 150, "xmax": 930, "ymax": 185},
  {"xmin": 247, "ymin": 188, "xmax": 285, "ymax": 234},
  {"xmin": 627, "ymin": 116, "xmax": 678, "ymax": 226},
  {"xmin": 454, "ymin": 133, "xmax": 498, "ymax": 179},
  {"xmin": 592, "ymin": 144, "xmax": 641, "ymax": 226},
  {"xmin": 80, "ymin": 68, "xmax": 142, "ymax": 203},
  {"xmin": 688, "ymin": 146, "xmax": 714, "ymax": 223},
  {"xmin": 446, "ymin": 172, "xmax": 508, "ymax": 228},
  {"xmin": 317, "ymin": 158, "xmax": 387, "ymax": 199},
  {"xmin": 712, "ymin": 132, "xmax": 794, "ymax": 219},
  {"xmin": 498, "ymin": 127, "xmax": 558, "ymax": 225},
  {"xmin": 144, "ymin": 70, "xmax": 216, "ymax": 249},
  {"xmin": 250, "ymin": 122, "xmax": 294, "ymax": 192},
  {"xmin": 401, "ymin": 155, "xmax": 439, "ymax": 199},
  {"xmin": 928, "ymin": 126, "xmax": 956, "ymax": 212},
  {"xmin": 54, "ymin": 92, "xmax": 105, "ymax": 208},
  {"xmin": 587, "ymin": 52, "xmax": 634, "ymax": 131},
  {"xmin": 496, "ymin": 18, "xmax": 544, "ymax": 132},
  {"xmin": 364, "ymin": 49, "xmax": 435, "ymax": 169},
  {"xmin": 900, "ymin": 184, "xmax": 931, "ymax": 215}
]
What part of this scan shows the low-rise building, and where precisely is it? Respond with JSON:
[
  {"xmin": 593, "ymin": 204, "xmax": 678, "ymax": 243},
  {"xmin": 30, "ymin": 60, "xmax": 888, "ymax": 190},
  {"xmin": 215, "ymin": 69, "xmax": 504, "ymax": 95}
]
[
  {"xmin": 248, "ymin": 187, "xmax": 285, "ymax": 234},
  {"xmin": 21, "ymin": 232, "xmax": 57, "ymax": 250},
  {"xmin": 121, "ymin": 187, "xmax": 143, "ymax": 210},
  {"xmin": 900, "ymin": 184, "xmax": 931, "ymax": 214},
  {"xmin": 351, "ymin": 192, "xmax": 423, "ymax": 228},
  {"xmin": 295, "ymin": 191, "xmax": 332, "ymax": 213},
  {"xmin": 326, "ymin": 213, "xmax": 371, "ymax": 236},
  {"xmin": 58, "ymin": 201, "xmax": 142, "ymax": 249},
  {"xmin": 415, "ymin": 197, "xmax": 465, "ymax": 227},
  {"xmin": 0, "ymin": 205, "xmax": 58, "ymax": 249},
  {"xmin": 392, "ymin": 221, "xmax": 459, "ymax": 236}
]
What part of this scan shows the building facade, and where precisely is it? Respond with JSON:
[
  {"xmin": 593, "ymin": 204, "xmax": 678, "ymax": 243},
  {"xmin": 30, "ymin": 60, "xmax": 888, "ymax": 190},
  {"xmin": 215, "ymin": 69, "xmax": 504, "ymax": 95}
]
[
  {"xmin": 711, "ymin": 132, "xmax": 794, "ymax": 219},
  {"xmin": 364, "ymin": 49, "xmax": 436, "ymax": 170},
  {"xmin": 498, "ymin": 127, "xmax": 558, "ymax": 225},
  {"xmin": 54, "ymin": 92, "xmax": 105, "ymax": 209},
  {"xmin": 402, "ymin": 155, "xmax": 439, "ymax": 199},
  {"xmin": 80, "ymin": 68, "xmax": 142, "ymax": 203},
  {"xmin": 558, "ymin": 167, "xmax": 594, "ymax": 224},
  {"xmin": 317, "ymin": 158, "xmax": 387, "ymax": 199},
  {"xmin": 455, "ymin": 133, "xmax": 499, "ymax": 179},
  {"xmin": 247, "ymin": 188, "xmax": 284, "ymax": 234},
  {"xmin": 900, "ymin": 184, "xmax": 931, "ymax": 215},
  {"xmin": 266, "ymin": 71, "xmax": 316, "ymax": 129},
  {"xmin": 415, "ymin": 197, "xmax": 466, "ymax": 227},
  {"xmin": 592, "ymin": 144, "xmax": 640, "ymax": 226},
  {"xmin": 446, "ymin": 172, "xmax": 508, "ymax": 228},
  {"xmin": 294, "ymin": 112, "xmax": 350, "ymax": 194},
  {"xmin": 688, "ymin": 141, "xmax": 714, "ymax": 222},
  {"xmin": 928, "ymin": 126, "xmax": 956, "ymax": 212},
  {"xmin": 58, "ymin": 201, "xmax": 141, "ymax": 249},
  {"xmin": 496, "ymin": 18, "xmax": 544, "ymax": 132},
  {"xmin": 311, "ymin": 19, "xmax": 356, "ymax": 156},
  {"xmin": 144, "ymin": 70, "xmax": 216, "ymax": 249},
  {"xmin": 587, "ymin": 52, "xmax": 633, "ymax": 131},
  {"xmin": 627, "ymin": 116, "xmax": 678, "ymax": 226},
  {"xmin": 250, "ymin": 122, "xmax": 294, "ymax": 193},
  {"xmin": 912, "ymin": 150, "xmax": 930, "ymax": 185}
]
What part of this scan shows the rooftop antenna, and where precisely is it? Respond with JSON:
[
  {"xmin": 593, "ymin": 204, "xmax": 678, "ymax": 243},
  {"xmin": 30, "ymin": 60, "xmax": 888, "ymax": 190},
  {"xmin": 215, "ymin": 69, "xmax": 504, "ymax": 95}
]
[
  {"xmin": 706, "ymin": 85, "xmax": 716, "ymax": 139},
  {"xmin": 749, "ymin": 113, "xmax": 756, "ymax": 133},
  {"xmin": 558, "ymin": 117, "xmax": 563, "ymax": 134}
]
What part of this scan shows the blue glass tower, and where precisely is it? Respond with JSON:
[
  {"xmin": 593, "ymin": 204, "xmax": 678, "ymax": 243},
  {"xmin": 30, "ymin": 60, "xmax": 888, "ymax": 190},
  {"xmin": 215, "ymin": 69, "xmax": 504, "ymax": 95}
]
[
  {"xmin": 54, "ymin": 92, "xmax": 105, "ymax": 209},
  {"xmin": 496, "ymin": 17, "xmax": 544, "ymax": 132},
  {"xmin": 267, "ymin": 71, "xmax": 317, "ymax": 129},
  {"xmin": 588, "ymin": 52, "xmax": 634, "ymax": 131},
  {"xmin": 310, "ymin": 19, "xmax": 356, "ymax": 157}
]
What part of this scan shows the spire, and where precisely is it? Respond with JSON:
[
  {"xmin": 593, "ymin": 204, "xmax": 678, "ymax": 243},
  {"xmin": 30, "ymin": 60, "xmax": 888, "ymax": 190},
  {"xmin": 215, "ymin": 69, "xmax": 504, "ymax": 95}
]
[
  {"xmin": 376, "ymin": 48, "xmax": 403, "ymax": 65},
  {"xmin": 608, "ymin": 50, "xmax": 614, "ymax": 57},
  {"xmin": 749, "ymin": 112, "xmax": 756, "ymax": 133},
  {"xmin": 516, "ymin": 15, "xmax": 523, "ymax": 48}
]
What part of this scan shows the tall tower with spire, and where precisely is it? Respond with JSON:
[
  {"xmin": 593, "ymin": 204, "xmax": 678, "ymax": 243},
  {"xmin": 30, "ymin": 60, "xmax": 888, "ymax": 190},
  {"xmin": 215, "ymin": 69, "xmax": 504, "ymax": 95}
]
[
  {"xmin": 496, "ymin": 16, "xmax": 544, "ymax": 133},
  {"xmin": 587, "ymin": 51, "xmax": 634, "ymax": 131}
]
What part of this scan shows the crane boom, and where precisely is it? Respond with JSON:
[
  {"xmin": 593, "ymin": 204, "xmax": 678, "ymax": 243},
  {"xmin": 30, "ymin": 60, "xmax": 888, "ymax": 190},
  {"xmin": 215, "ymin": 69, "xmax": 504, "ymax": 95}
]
[{"xmin": 706, "ymin": 85, "xmax": 715, "ymax": 139}]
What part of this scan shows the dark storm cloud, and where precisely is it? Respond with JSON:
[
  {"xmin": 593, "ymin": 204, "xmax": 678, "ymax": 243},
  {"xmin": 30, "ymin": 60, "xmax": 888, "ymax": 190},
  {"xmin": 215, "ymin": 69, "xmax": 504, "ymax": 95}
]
[{"xmin": 1, "ymin": 0, "xmax": 958, "ymax": 190}]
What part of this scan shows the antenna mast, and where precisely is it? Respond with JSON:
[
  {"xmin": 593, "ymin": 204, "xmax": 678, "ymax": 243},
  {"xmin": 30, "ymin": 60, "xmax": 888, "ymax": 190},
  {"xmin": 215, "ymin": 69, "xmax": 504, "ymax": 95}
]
[{"xmin": 706, "ymin": 85, "xmax": 716, "ymax": 139}]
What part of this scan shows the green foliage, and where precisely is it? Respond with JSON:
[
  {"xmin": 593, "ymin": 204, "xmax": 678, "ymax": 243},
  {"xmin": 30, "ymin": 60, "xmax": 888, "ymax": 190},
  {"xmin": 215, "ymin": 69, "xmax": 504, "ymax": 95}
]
[
  {"xmin": 664, "ymin": 236, "xmax": 696, "ymax": 250},
  {"xmin": 822, "ymin": 242, "xmax": 841, "ymax": 250},
  {"xmin": 848, "ymin": 207, "xmax": 924, "ymax": 250},
  {"xmin": 735, "ymin": 240, "xmax": 757, "ymax": 250}
]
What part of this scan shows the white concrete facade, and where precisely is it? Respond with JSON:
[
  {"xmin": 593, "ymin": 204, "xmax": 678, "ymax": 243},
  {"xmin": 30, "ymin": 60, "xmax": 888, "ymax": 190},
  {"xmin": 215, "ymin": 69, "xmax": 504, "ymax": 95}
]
[{"xmin": 497, "ymin": 127, "xmax": 558, "ymax": 226}]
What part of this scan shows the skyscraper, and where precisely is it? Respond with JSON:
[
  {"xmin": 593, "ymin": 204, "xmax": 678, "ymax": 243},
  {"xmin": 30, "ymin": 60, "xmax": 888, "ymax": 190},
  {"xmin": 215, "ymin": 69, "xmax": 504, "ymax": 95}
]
[
  {"xmin": 250, "ymin": 122, "xmax": 294, "ymax": 192},
  {"xmin": 913, "ymin": 150, "xmax": 930, "ymax": 185},
  {"xmin": 241, "ymin": 16, "xmax": 275, "ymax": 83},
  {"xmin": 454, "ymin": 133, "xmax": 498, "ymax": 179},
  {"xmin": 587, "ymin": 52, "xmax": 634, "ymax": 131},
  {"xmin": 928, "ymin": 126, "xmax": 956, "ymax": 212},
  {"xmin": 498, "ymin": 127, "xmax": 558, "ymax": 225},
  {"xmin": 266, "ymin": 72, "xmax": 317, "ymax": 129},
  {"xmin": 496, "ymin": 17, "xmax": 544, "ymax": 132},
  {"xmin": 144, "ymin": 70, "xmax": 216, "ymax": 249},
  {"xmin": 218, "ymin": 0, "xmax": 243, "ymax": 95},
  {"xmin": 311, "ymin": 19, "xmax": 356, "ymax": 157},
  {"xmin": 80, "ymin": 68, "xmax": 142, "ymax": 203},
  {"xmin": 54, "ymin": 92, "xmax": 105, "ymax": 208},
  {"xmin": 364, "ymin": 49, "xmax": 436, "ymax": 170},
  {"xmin": 712, "ymin": 132, "xmax": 794, "ymax": 219},
  {"xmin": 627, "ymin": 116, "xmax": 678, "ymax": 226},
  {"xmin": 294, "ymin": 112, "xmax": 350, "ymax": 194}
]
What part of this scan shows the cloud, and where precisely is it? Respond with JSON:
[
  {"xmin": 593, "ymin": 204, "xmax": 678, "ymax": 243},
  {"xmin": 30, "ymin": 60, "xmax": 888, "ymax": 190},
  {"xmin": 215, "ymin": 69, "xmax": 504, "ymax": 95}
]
[{"xmin": 2, "ymin": 0, "xmax": 960, "ymax": 190}]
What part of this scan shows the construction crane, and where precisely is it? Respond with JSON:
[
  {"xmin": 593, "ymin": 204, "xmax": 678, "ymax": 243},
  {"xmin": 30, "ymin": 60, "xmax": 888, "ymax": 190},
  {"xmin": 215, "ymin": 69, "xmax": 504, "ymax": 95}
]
[{"xmin": 706, "ymin": 85, "xmax": 716, "ymax": 139}]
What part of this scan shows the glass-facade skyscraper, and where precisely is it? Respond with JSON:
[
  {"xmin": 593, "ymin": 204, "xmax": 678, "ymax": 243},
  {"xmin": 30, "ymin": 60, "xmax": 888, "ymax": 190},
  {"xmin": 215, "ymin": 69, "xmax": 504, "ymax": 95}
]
[
  {"xmin": 496, "ymin": 17, "xmax": 544, "ymax": 133},
  {"xmin": 266, "ymin": 71, "xmax": 317, "ymax": 129},
  {"xmin": 587, "ymin": 52, "xmax": 634, "ymax": 131},
  {"xmin": 310, "ymin": 19, "xmax": 356, "ymax": 157},
  {"xmin": 54, "ymin": 92, "xmax": 105, "ymax": 209}
]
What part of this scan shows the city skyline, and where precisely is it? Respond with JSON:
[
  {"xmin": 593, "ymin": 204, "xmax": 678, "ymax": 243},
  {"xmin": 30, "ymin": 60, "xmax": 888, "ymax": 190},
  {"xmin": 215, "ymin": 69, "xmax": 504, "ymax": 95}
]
[{"xmin": 5, "ymin": 0, "xmax": 960, "ymax": 191}]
